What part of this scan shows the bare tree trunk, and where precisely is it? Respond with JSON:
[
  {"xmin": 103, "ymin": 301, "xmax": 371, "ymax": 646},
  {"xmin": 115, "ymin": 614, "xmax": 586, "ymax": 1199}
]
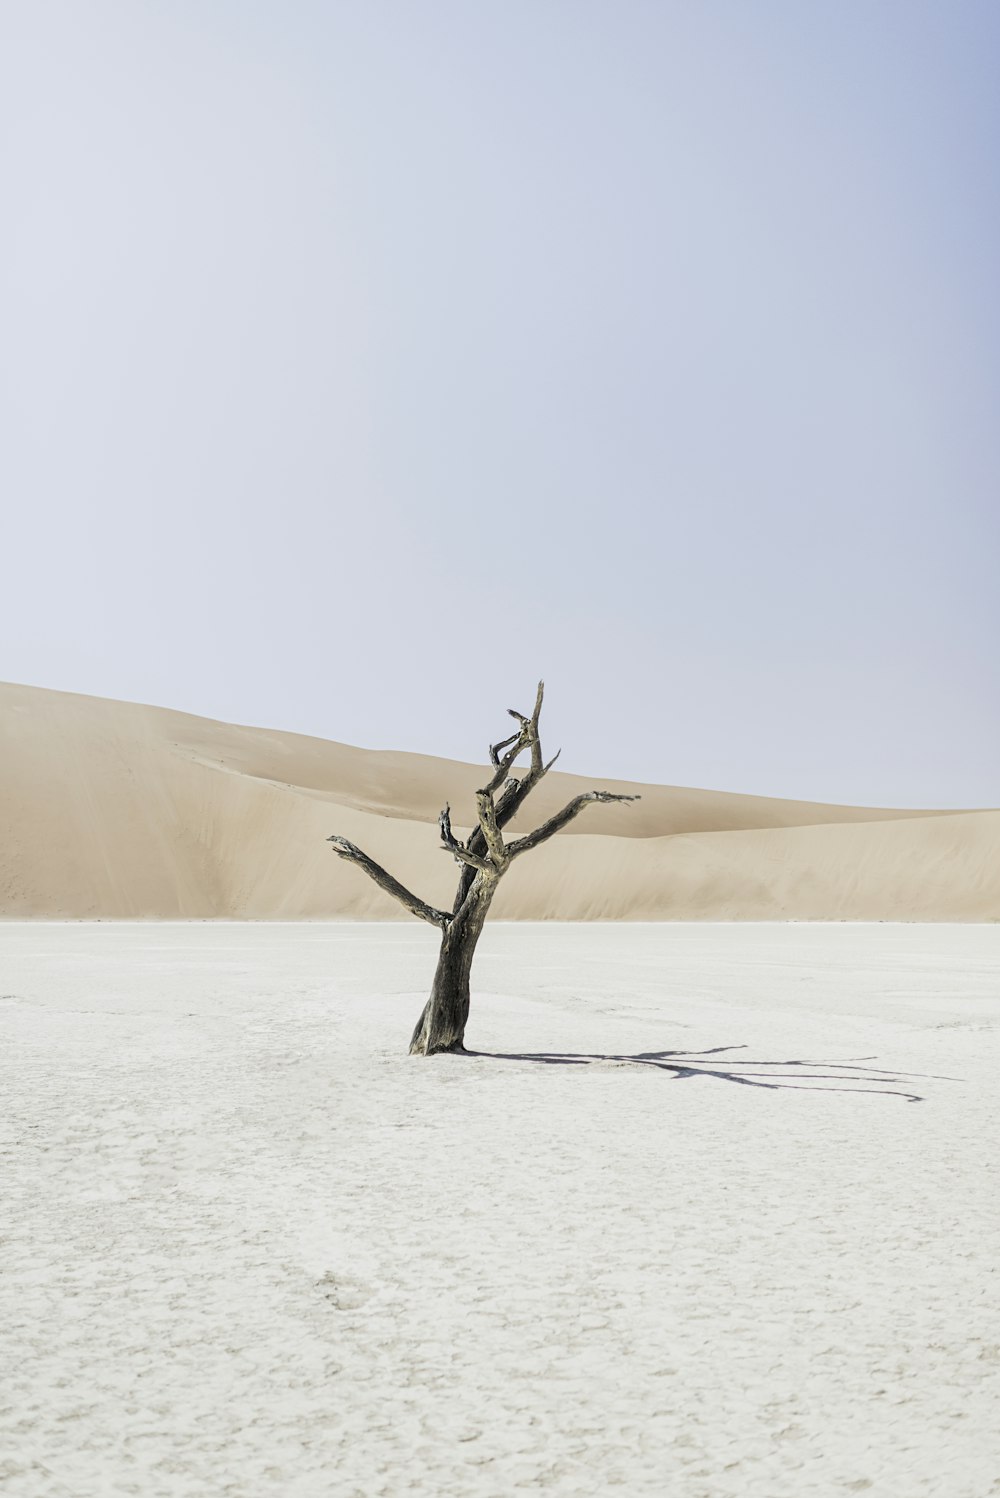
[
  {"xmin": 327, "ymin": 682, "xmax": 638, "ymax": 1054},
  {"xmin": 409, "ymin": 874, "xmax": 496, "ymax": 1054}
]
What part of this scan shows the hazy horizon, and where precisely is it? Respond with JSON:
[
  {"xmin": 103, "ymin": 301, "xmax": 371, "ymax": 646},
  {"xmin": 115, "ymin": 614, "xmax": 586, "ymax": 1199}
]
[{"xmin": 2, "ymin": 2, "xmax": 998, "ymax": 806}]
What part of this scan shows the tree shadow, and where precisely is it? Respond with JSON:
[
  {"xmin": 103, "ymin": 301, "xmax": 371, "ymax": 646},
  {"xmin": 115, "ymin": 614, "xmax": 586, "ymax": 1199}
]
[{"xmin": 464, "ymin": 1044, "xmax": 956, "ymax": 1102}]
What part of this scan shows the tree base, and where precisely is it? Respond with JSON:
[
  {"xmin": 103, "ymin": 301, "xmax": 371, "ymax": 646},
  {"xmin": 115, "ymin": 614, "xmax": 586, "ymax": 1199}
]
[{"xmin": 408, "ymin": 1040, "xmax": 468, "ymax": 1057}]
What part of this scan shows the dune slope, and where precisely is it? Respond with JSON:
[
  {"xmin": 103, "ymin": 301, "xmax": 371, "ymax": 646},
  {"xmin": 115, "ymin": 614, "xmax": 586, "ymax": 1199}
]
[{"xmin": 1, "ymin": 681, "xmax": 996, "ymax": 920}]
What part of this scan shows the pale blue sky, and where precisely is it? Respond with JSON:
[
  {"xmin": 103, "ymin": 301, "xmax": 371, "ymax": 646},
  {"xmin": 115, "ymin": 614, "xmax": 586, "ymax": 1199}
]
[{"xmin": 2, "ymin": 1, "xmax": 997, "ymax": 804}]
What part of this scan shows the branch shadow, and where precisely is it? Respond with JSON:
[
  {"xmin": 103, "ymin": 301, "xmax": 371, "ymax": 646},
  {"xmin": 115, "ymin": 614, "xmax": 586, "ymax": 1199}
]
[{"xmin": 464, "ymin": 1044, "xmax": 957, "ymax": 1102}]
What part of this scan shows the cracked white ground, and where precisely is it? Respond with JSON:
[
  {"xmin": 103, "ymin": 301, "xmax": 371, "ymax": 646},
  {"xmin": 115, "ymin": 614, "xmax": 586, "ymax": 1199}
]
[{"xmin": 2, "ymin": 921, "xmax": 998, "ymax": 1497}]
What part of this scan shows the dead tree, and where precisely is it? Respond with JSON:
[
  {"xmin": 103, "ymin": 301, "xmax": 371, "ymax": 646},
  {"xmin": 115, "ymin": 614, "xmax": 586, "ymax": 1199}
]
[{"xmin": 327, "ymin": 682, "xmax": 639, "ymax": 1055}]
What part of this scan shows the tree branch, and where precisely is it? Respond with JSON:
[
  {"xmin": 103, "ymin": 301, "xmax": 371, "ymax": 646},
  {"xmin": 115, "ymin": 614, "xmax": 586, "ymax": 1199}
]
[
  {"xmin": 507, "ymin": 792, "xmax": 640, "ymax": 858},
  {"xmin": 475, "ymin": 788, "xmax": 507, "ymax": 867},
  {"xmin": 481, "ymin": 730, "xmax": 528, "ymax": 797},
  {"xmin": 528, "ymin": 679, "xmax": 545, "ymax": 775},
  {"xmin": 488, "ymin": 731, "xmax": 520, "ymax": 769},
  {"xmin": 327, "ymin": 835, "xmax": 450, "ymax": 928},
  {"xmin": 451, "ymin": 681, "xmax": 559, "ymax": 914},
  {"xmin": 438, "ymin": 805, "xmax": 494, "ymax": 872},
  {"xmin": 531, "ymin": 679, "xmax": 545, "ymax": 724}
]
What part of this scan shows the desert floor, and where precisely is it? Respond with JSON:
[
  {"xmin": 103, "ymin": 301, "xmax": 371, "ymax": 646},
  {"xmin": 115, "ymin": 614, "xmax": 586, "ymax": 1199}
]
[{"xmin": 2, "ymin": 921, "xmax": 998, "ymax": 1497}]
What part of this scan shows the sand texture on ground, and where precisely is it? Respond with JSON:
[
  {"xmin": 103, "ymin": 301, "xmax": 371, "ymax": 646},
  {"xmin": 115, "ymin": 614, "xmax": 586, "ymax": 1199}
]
[
  {"xmin": 1, "ymin": 921, "xmax": 998, "ymax": 1497},
  {"xmin": 1, "ymin": 680, "xmax": 997, "ymax": 920}
]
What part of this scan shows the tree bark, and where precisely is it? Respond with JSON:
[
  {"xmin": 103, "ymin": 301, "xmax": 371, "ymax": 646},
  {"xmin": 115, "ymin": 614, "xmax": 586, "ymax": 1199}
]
[{"xmin": 408, "ymin": 873, "xmax": 497, "ymax": 1054}]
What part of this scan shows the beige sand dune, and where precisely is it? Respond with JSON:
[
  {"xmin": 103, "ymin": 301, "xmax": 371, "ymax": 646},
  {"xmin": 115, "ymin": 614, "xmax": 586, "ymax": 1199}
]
[{"xmin": 1, "ymin": 680, "xmax": 996, "ymax": 920}]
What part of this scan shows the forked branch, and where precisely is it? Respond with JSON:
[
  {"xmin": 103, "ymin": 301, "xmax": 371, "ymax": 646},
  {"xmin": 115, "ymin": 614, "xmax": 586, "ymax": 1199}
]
[
  {"xmin": 452, "ymin": 681, "xmax": 566, "ymax": 913},
  {"xmin": 488, "ymin": 731, "xmax": 520, "ymax": 769},
  {"xmin": 438, "ymin": 806, "xmax": 493, "ymax": 872},
  {"xmin": 327, "ymin": 835, "xmax": 450, "ymax": 928}
]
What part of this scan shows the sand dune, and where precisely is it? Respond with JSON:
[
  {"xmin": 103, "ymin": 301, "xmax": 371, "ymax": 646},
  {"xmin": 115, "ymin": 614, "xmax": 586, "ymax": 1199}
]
[{"xmin": 1, "ymin": 680, "xmax": 996, "ymax": 920}]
